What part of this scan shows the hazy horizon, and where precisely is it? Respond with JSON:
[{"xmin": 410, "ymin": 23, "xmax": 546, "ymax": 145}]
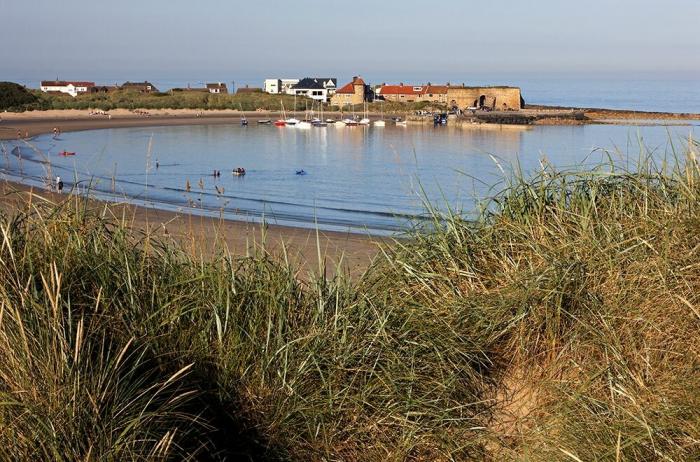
[{"xmin": 2, "ymin": 0, "xmax": 699, "ymax": 87}]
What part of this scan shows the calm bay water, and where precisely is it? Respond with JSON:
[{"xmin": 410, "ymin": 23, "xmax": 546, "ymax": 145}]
[{"xmin": 2, "ymin": 122, "xmax": 697, "ymax": 234}]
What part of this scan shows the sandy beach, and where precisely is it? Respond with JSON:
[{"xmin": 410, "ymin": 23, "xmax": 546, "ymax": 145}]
[
  {"xmin": 0, "ymin": 109, "xmax": 296, "ymax": 140},
  {"xmin": 0, "ymin": 179, "xmax": 386, "ymax": 278}
]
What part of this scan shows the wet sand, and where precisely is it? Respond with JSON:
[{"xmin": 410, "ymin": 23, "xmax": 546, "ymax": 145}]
[
  {"xmin": 0, "ymin": 180, "xmax": 387, "ymax": 278},
  {"xmin": 0, "ymin": 109, "xmax": 300, "ymax": 140},
  {"xmin": 3, "ymin": 106, "xmax": 699, "ymax": 141}
]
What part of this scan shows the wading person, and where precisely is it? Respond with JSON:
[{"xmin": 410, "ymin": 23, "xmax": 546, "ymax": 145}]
[{"xmin": 56, "ymin": 176, "xmax": 64, "ymax": 193}]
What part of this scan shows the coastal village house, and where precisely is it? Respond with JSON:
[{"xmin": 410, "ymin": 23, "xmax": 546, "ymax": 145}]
[
  {"xmin": 89, "ymin": 85, "xmax": 119, "ymax": 94},
  {"xmin": 206, "ymin": 82, "xmax": 228, "ymax": 94},
  {"xmin": 121, "ymin": 81, "xmax": 159, "ymax": 93},
  {"xmin": 290, "ymin": 78, "xmax": 337, "ymax": 103},
  {"xmin": 378, "ymin": 84, "xmax": 448, "ymax": 103},
  {"xmin": 236, "ymin": 86, "xmax": 263, "ymax": 94},
  {"xmin": 40, "ymin": 80, "xmax": 95, "ymax": 97},
  {"xmin": 171, "ymin": 83, "xmax": 229, "ymax": 94},
  {"xmin": 264, "ymin": 78, "xmax": 300, "ymax": 95},
  {"xmin": 330, "ymin": 76, "xmax": 372, "ymax": 107}
]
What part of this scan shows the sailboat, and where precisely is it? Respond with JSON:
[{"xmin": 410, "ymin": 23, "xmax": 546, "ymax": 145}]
[
  {"xmin": 275, "ymin": 101, "xmax": 287, "ymax": 126},
  {"xmin": 374, "ymin": 101, "xmax": 386, "ymax": 127},
  {"xmin": 239, "ymin": 104, "xmax": 248, "ymax": 125},
  {"xmin": 314, "ymin": 100, "xmax": 327, "ymax": 127},
  {"xmin": 285, "ymin": 93, "xmax": 300, "ymax": 126},
  {"xmin": 359, "ymin": 101, "xmax": 370, "ymax": 125}
]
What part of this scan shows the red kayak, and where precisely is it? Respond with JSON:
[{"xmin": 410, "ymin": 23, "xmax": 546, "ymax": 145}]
[{"xmin": 59, "ymin": 151, "xmax": 76, "ymax": 156}]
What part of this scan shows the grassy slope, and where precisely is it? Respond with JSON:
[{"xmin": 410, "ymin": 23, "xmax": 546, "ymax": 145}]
[{"xmin": 0, "ymin": 145, "xmax": 698, "ymax": 460}]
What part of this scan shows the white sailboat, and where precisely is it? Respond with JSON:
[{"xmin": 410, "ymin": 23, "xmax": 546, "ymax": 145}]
[
  {"xmin": 285, "ymin": 93, "xmax": 300, "ymax": 126},
  {"xmin": 344, "ymin": 102, "xmax": 358, "ymax": 126},
  {"xmin": 359, "ymin": 101, "xmax": 370, "ymax": 125},
  {"xmin": 314, "ymin": 100, "xmax": 327, "ymax": 127},
  {"xmin": 374, "ymin": 101, "xmax": 386, "ymax": 127}
]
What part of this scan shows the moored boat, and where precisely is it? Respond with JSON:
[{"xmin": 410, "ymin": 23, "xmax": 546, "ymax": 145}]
[
  {"xmin": 258, "ymin": 119, "xmax": 272, "ymax": 124},
  {"xmin": 59, "ymin": 150, "xmax": 76, "ymax": 156}
]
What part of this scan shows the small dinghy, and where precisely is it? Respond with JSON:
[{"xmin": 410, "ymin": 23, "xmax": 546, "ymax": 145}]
[
  {"xmin": 232, "ymin": 167, "xmax": 246, "ymax": 176},
  {"xmin": 58, "ymin": 150, "xmax": 76, "ymax": 156},
  {"xmin": 295, "ymin": 169, "xmax": 307, "ymax": 176},
  {"xmin": 258, "ymin": 119, "xmax": 272, "ymax": 125}
]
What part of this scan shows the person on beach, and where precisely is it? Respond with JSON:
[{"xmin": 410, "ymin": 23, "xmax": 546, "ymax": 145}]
[{"xmin": 56, "ymin": 176, "xmax": 64, "ymax": 193}]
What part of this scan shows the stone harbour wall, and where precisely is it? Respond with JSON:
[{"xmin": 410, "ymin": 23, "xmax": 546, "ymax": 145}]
[{"xmin": 447, "ymin": 87, "xmax": 522, "ymax": 110}]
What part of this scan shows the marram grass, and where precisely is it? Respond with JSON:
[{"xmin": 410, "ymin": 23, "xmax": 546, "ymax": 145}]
[{"xmin": 0, "ymin": 141, "xmax": 698, "ymax": 461}]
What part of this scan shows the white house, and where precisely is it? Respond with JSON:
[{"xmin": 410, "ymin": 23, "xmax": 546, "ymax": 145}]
[
  {"xmin": 264, "ymin": 78, "xmax": 299, "ymax": 95},
  {"xmin": 206, "ymin": 82, "xmax": 228, "ymax": 94},
  {"xmin": 40, "ymin": 80, "xmax": 95, "ymax": 97},
  {"xmin": 289, "ymin": 78, "xmax": 337, "ymax": 103}
]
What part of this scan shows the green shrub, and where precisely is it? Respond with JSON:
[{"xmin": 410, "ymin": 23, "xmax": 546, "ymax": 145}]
[{"xmin": 0, "ymin": 82, "xmax": 40, "ymax": 111}]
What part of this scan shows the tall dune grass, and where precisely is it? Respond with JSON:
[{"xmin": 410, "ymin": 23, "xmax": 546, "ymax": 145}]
[{"xmin": 0, "ymin": 140, "xmax": 698, "ymax": 460}]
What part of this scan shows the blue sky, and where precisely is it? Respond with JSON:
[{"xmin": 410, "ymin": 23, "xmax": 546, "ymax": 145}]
[{"xmin": 1, "ymin": 0, "xmax": 698, "ymax": 86}]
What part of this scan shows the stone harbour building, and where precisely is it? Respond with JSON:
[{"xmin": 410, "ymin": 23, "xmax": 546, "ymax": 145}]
[
  {"xmin": 375, "ymin": 82, "xmax": 523, "ymax": 110},
  {"xmin": 330, "ymin": 76, "xmax": 372, "ymax": 107},
  {"xmin": 446, "ymin": 86, "xmax": 523, "ymax": 111}
]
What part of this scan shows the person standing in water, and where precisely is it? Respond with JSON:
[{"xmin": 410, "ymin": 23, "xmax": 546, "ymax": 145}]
[{"xmin": 56, "ymin": 176, "xmax": 64, "ymax": 192}]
